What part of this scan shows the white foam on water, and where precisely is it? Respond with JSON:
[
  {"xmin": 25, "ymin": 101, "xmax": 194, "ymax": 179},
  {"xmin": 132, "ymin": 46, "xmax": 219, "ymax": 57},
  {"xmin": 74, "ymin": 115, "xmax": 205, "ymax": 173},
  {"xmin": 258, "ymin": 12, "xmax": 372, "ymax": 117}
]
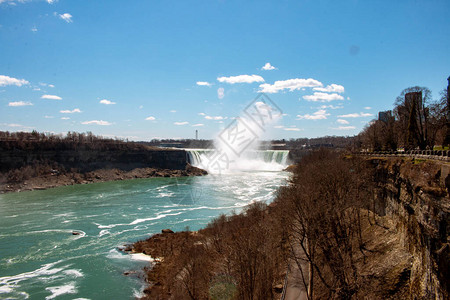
[
  {"xmin": 64, "ymin": 269, "xmax": 83, "ymax": 278},
  {"xmin": 98, "ymin": 229, "xmax": 110, "ymax": 237},
  {"xmin": 130, "ymin": 212, "xmax": 183, "ymax": 225},
  {"xmin": 94, "ymin": 222, "xmax": 128, "ymax": 229},
  {"xmin": 0, "ymin": 260, "xmax": 77, "ymax": 297},
  {"xmin": 45, "ymin": 282, "xmax": 76, "ymax": 299},
  {"xmin": 130, "ymin": 253, "xmax": 154, "ymax": 262}
]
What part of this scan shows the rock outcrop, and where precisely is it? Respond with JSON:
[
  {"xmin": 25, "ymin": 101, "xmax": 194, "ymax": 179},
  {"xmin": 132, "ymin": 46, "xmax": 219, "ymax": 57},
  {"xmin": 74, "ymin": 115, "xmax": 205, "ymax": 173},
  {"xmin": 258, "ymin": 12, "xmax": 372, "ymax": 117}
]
[{"xmin": 371, "ymin": 158, "xmax": 449, "ymax": 299}]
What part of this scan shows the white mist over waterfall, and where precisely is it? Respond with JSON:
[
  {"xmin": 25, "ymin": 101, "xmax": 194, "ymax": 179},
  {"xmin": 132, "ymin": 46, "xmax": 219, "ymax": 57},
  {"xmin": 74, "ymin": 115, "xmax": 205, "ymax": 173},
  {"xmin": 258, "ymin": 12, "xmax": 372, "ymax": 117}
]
[
  {"xmin": 187, "ymin": 97, "xmax": 288, "ymax": 174},
  {"xmin": 187, "ymin": 149, "xmax": 289, "ymax": 173}
]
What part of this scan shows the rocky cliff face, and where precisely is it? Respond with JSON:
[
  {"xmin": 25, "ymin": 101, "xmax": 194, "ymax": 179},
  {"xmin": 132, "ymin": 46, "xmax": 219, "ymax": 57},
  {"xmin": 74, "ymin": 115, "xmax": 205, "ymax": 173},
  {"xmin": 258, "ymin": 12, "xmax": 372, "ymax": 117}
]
[
  {"xmin": 0, "ymin": 148, "xmax": 188, "ymax": 172},
  {"xmin": 371, "ymin": 158, "xmax": 449, "ymax": 299}
]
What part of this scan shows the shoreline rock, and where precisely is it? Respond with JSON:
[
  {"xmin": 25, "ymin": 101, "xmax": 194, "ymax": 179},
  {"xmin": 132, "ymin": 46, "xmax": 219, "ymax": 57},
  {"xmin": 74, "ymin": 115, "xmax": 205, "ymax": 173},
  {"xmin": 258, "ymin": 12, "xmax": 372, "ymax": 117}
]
[{"xmin": 0, "ymin": 164, "xmax": 207, "ymax": 193}]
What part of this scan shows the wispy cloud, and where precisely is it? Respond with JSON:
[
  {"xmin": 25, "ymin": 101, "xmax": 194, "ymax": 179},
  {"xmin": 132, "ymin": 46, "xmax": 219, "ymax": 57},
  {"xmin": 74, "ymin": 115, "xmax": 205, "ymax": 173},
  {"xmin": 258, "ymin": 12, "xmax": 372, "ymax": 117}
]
[
  {"xmin": 261, "ymin": 62, "xmax": 276, "ymax": 70},
  {"xmin": 204, "ymin": 115, "xmax": 224, "ymax": 120},
  {"xmin": 0, "ymin": 75, "xmax": 29, "ymax": 87},
  {"xmin": 332, "ymin": 126, "xmax": 356, "ymax": 130},
  {"xmin": 320, "ymin": 104, "xmax": 343, "ymax": 110},
  {"xmin": 31, "ymin": 26, "xmax": 37, "ymax": 32},
  {"xmin": 196, "ymin": 81, "xmax": 212, "ymax": 86},
  {"xmin": 217, "ymin": 87, "xmax": 224, "ymax": 99},
  {"xmin": 60, "ymin": 108, "xmax": 81, "ymax": 113},
  {"xmin": 81, "ymin": 120, "xmax": 112, "ymax": 126},
  {"xmin": 8, "ymin": 101, "xmax": 33, "ymax": 107},
  {"xmin": 364, "ymin": 106, "xmax": 372, "ymax": 110},
  {"xmin": 100, "ymin": 99, "xmax": 116, "ymax": 105},
  {"xmin": 338, "ymin": 112, "xmax": 373, "ymax": 118},
  {"xmin": 337, "ymin": 119, "xmax": 349, "ymax": 124},
  {"xmin": 170, "ymin": 110, "xmax": 176, "ymax": 113},
  {"xmin": 41, "ymin": 94, "xmax": 62, "ymax": 100},
  {"xmin": 313, "ymin": 84, "xmax": 345, "ymax": 93},
  {"xmin": 174, "ymin": 121, "xmax": 189, "ymax": 126},
  {"xmin": 0, "ymin": 123, "xmax": 34, "ymax": 130},
  {"xmin": 296, "ymin": 109, "xmax": 330, "ymax": 120},
  {"xmin": 59, "ymin": 13, "xmax": 73, "ymax": 23},
  {"xmin": 259, "ymin": 78, "xmax": 322, "ymax": 93},
  {"xmin": 284, "ymin": 127, "xmax": 302, "ymax": 131},
  {"xmin": 192, "ymin": 123, "xmax": 204, "ymax": 127},
  {"xmin": 145, "ymin": 116, "xmax": 156, "ymax": 121},
  {"xmin": 303, "ymin": 92, "xmax": 344, "ymax": 102},
  {"xmin": 61, "ymin": 117, "xmax": 70, "ymax": 120},
  {"xmin": 47, "ymin": 0, "xmax": 57, "ymax": 4},
  {"xmin": 217, "ymin": 74, "xmax": 264, "ymax": 84}
]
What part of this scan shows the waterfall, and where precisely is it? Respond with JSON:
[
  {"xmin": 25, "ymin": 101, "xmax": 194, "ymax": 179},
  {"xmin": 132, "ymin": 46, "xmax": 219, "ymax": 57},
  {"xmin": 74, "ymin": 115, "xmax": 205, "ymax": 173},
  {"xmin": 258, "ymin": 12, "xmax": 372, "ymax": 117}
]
[{"xmin": 186, "ymin": 149, "xmax": 289, "ymax": 173}]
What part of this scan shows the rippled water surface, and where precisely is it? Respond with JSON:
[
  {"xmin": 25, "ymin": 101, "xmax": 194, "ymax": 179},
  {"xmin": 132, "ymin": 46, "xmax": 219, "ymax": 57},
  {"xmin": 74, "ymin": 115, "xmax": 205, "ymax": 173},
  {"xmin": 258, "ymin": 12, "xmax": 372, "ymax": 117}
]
[{"xmin": 0, "ymin": 171, "xmax": 288, "ymax": 299}]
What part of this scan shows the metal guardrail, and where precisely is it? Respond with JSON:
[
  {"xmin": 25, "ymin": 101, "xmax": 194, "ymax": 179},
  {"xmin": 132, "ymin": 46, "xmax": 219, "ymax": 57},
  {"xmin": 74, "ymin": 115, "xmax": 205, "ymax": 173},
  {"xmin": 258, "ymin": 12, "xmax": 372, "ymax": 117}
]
[{"xmin": 356, "ymin": 150, "xmax": 450, "ymax": 162}]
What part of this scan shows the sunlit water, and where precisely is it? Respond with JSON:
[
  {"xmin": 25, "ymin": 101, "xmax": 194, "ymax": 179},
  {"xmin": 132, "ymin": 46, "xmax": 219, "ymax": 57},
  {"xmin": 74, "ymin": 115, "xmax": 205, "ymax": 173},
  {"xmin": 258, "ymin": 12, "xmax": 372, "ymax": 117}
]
[{"xmin": 0, "ymin": 171, "xmax": 288, "ymax": 299}]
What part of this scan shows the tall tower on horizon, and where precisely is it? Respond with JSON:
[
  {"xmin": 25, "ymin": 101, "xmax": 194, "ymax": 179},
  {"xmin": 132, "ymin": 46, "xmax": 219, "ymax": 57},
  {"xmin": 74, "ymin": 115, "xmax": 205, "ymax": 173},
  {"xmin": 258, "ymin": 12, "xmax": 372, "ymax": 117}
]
[
  {"xmin": 195, "ymin": 130, "xmax": 198, "ymax": 140},
  {"xmin": 445, "ymin": 76, "xmax": 450, "ymax": 146}
]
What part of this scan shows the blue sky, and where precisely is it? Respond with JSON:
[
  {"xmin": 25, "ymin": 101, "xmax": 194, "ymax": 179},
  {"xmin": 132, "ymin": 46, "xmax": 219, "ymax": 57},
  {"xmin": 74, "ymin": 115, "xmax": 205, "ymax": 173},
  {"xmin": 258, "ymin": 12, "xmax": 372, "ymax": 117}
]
[{"xmin": 1, "ymin": 0, "xmax": 449, "ymax": 141}]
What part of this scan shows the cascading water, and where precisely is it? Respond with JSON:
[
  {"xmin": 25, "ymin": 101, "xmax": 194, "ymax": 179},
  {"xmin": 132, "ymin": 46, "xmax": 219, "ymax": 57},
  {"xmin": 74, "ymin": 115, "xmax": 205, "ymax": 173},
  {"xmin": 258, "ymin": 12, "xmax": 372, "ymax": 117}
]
[
  {"xmin": 186, "ymin": 149, "xmax": 290, "ymax": 172},
  {"xmin": 186, "ymin": 98, "xmax": 288, "ymax": 174}
]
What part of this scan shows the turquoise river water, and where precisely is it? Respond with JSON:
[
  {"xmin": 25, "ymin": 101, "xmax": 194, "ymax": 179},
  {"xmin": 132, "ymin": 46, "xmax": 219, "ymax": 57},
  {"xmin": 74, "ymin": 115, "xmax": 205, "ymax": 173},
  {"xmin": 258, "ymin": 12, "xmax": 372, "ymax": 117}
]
[{"xmin": 0, "ymin": 171, "xmax": 289, "ymax": 299}]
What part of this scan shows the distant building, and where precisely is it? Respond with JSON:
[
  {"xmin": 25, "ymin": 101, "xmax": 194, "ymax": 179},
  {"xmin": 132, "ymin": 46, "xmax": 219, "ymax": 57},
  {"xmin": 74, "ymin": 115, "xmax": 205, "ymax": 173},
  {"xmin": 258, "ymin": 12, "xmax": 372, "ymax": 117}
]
[{"xmin": 378, "ymin": 110, "xmax": 392, "ymax": 123}]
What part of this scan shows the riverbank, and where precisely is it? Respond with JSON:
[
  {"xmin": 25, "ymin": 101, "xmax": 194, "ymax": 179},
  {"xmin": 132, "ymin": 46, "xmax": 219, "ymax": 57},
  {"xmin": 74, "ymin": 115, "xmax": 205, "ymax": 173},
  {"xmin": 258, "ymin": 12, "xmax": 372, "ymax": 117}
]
[
  {"xmin": 0, "ymin": 164, "xmax": 207, "ymax": 193},
  {"xmin": 130, "ymin": 152, "xmax": 449, "ymax": 299}
]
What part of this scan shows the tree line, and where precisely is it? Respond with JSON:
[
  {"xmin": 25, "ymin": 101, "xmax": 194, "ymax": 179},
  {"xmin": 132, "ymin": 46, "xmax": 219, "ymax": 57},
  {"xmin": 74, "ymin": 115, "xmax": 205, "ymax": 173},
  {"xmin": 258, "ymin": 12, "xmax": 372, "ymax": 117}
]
[{"xmin": 358, "ymin": 84, "xmax": 449, "ymax": 151}]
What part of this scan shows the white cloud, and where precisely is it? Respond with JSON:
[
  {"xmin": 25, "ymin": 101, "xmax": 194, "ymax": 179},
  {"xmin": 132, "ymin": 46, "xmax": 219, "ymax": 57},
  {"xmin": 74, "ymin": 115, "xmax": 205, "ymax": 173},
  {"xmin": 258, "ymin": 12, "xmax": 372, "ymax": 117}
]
[
  {"xmin": 259, "ymin": 78, "xmax": 322, "ymax": 93},
  {"xmin": 320, "ymin": 104, "xmax": 343, "ymax": 110},
  {"xmin": 170, "ymin": 110, "xmax": 176, "ymax": 113},
  {"xmin": 8, "ymin": 101, "xmax": 33, "ymax": 107},
  {"xmin": 284, "ymin": 127, "xmax": 302, "ymax": 131},
  {"xmin": 196, "ymin": 81, "xmax": 212, "ymax": 86},
  {"xmin": 47, "ymin": 0, "xmax": 57, "ymax": 3},
  {"xmin": 198, "ymin": 112, "xmax": 206, "ymax": 116},
  {"xmin": 0, "ymin": 75, "xmax": 29, "ymax": 87},
  {"xmin": 338, "ymin": 112, "xmax": 374, "ymax": 118},
  {"xmin": 217, "ymin": 87, "xmax": 224, "ymax": 99},
  {"xmin": 274, "ymin": 125, "xmax": 284, "ymax": 129},
  {"xmin": 261, "ymin": 62, "xmax": 276, "ymax": 70},
  {"xmin": 174, "ymin": 121, "xmax": 189, "ymax": 126},
  {"xmin": 60, "ymin": 108, "xmax": 81, "ymax": 113},
  {"xmin": 59, "ymin": 13, "xmax": 73, "ymax": 23},
  {"xmin": 41, "ymin": 94, "xmax": 62, "ymax": 100},
  {"xmin": 204, "ymin": 115, "xmax": 224, "ymax": 120},
  {"xmin": 61, "ymin": 117, "xmax": 70, "ymax": 120},
  {"xmin": 192, "ymin": 123, "xmax": 204, "ymax": 127},
  {"xmin": 303, "ymin": 92, "xmax": 344, "ymax": 102},
  {"xmin": 81, "ymin": 120, "xmax": 112, "ymax": 126},
  {"xmin": 100, "ymin": 99, "xmax": 116, "ymax": 105},
  {"xmin": 313, "ymin": 84, "xmax": 345, "ymax": 93},
  {"xmin": 44, "ymin": 115, "xmax": 54, "ymax": 119},
  {"xmin": 217, "ymin": 74, "xmax": 264, "ymax": 84},
  {"xmin": 33, "ymin": 87, "xmax": 41, "ymax": 91},
  {"xmin": 31, "ymin": 26, "xmax": 37, "ymax": 32},
  {"xmin": 296, "ymin": 109, "xmax": 330, "ymax": 120},
  {"xmin": 333, "ymin": 126, "xmax": 356, "ymax": 130},
  {"xmin": 337, "ymin": 119, "xmax": 349, "ymax": 124},
  {"xmin": 48, "ymin": 84, "xmax": 55, "ymax": 88},
  {"xmin": 364, "ymin": 106, "xmax": 372, "ymax": 110},
  {"xmin": 145, "ymin": 116, "xmax": 156, "ymax": 121}
]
